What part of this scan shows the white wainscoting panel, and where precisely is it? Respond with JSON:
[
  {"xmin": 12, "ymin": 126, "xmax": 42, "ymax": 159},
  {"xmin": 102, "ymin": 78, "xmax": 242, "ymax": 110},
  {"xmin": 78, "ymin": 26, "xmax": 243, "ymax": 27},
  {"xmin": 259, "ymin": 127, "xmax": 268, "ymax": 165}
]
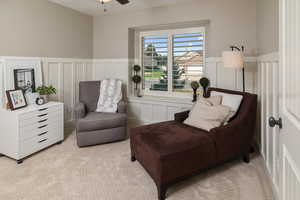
[
  {"xmin": 93, "ymin": 57, "xmax": 258, "ymax": 98},
  {"xmin": 0, "ymin": 59, "xmax": 4, "ymax": 108},
  {"xmin": 93, "ymin": 59, "xmax": 129, "ymax": 81},
  {"xmin": 123, "ymin": 57, "xmax": 257, "ymax": 126},
  {"xmin": 257, "ymin": 52, "xmax": 280, "ymax": 197},
  {"xmin": 205, "ymin": 57, "xmax": 258, "ymax": 93},
  {"xmin": 283, "ymin": 145, "xmax": 300, "ymax": 200},
  {"xmin": 94, "ymin": 59, "xmax": 129, "ymax": 97},
  {"xmin": 0, "ymin": 57, "xmax": 94, "ymax": 121},
  {"xmin": 93, "ymin": 57, "xmax": 258, "ymax": 126},
  {"xmin": 128, "ymin": 96, "xmax": 193, "ymax": 125},
  {"xmin": 1, "ymin": 56, "xmax": 257, "ymax": 124},
  {"xmin": 0, "ymin": 57, "xmax": 43, "ymax": 108},
  {"xmin": 42, "ymin": 58, "xmax": 94, "ymax": 121}
]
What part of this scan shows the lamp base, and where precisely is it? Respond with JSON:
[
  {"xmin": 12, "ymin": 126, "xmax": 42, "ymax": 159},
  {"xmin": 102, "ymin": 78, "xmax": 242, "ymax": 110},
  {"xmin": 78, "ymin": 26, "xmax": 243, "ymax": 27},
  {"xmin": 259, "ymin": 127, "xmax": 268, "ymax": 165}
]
[{"xmin": 242, "ymin": 68, "xmax": 245, "ymax": 92}]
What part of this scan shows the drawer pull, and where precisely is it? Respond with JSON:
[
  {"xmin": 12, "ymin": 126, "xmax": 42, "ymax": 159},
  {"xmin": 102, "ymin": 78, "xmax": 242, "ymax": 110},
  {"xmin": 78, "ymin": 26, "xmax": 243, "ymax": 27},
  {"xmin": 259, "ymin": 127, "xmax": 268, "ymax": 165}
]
[
  {"xmin": 38, "ymin": 114, "xmax": 48, "ymax": 117},
  {"xmin": 38, "ymin": 125, "xmax": 48, "ymax": 129},
  {"xmin": 38, "ymin": 108, "xmax": 48, "ymax": 111},
  {"xmin": 38, "ymin": 119, "xmax": 48, "ymax": 123},
  {"xmin": 38, "ymin": 139, "xmax": 48, "ymax": 143},
  {"xmin": 38, "ymin": 131, "xmax": 48, "ymax": 136}
]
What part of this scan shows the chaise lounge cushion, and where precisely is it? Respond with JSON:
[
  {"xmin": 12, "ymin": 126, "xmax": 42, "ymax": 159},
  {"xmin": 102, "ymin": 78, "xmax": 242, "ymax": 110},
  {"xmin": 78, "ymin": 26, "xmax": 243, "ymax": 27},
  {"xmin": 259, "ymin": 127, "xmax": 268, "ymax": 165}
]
[
  {"xmin": 77, "ymin": 112, "xmax": 127, "ymax": 132},
  {"xmin": 130, "ymin": 121, "xmax": 217, "ymax": 185}
]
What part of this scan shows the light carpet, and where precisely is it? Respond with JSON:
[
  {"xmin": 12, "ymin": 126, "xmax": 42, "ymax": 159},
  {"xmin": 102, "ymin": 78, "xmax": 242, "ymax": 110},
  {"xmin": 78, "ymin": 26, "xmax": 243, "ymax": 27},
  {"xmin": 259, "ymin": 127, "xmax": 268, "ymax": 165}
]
[{"xmin": 0, "ymin": 127, "xmax": 274, "ymax": 200}]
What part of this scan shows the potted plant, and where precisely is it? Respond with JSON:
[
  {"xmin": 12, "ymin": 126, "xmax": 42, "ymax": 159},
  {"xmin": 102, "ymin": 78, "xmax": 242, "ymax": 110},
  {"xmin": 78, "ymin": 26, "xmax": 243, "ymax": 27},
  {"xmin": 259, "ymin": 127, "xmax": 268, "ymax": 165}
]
[
  {"xmin": 36, "ymin": 85, "xmax": 56, "ymax": 103},
  {"xmin": 199, "ymin": 77, "xmax": 210, "ymax": 97},
  {"xmin": 132, "ymin": 65, "xmax": 142, "ymax": 97},
  {"xmin": 191, "ymin": 81, "xmax": 200, "ymax": 102}
]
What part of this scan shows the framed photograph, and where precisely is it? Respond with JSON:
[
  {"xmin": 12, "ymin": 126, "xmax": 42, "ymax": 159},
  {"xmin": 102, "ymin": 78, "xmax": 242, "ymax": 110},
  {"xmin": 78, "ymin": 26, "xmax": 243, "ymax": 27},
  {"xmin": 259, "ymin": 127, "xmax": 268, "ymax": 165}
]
[
  {"xmin": 6, "ymin": 89, "xmax": 28, "ymax": 110},
  {"xmin": 14, "ymin": 68, "xmax": 36, "ymax": 93}
]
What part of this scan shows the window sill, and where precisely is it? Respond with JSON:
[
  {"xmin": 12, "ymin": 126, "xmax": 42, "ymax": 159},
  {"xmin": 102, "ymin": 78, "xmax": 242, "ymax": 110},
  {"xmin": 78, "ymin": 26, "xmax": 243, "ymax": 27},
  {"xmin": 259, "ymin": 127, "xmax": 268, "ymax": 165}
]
[{"xmin": 127, "ymin": 95, "xmax": 194, "ymax": 105}]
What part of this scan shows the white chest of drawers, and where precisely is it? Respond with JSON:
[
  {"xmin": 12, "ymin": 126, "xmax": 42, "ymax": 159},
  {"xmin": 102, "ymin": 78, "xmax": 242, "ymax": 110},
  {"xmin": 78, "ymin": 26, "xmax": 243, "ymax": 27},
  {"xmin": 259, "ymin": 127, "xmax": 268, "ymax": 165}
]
[{"xmin": 0, "ymin": 102, "xmax": 64, "ymax": 164}]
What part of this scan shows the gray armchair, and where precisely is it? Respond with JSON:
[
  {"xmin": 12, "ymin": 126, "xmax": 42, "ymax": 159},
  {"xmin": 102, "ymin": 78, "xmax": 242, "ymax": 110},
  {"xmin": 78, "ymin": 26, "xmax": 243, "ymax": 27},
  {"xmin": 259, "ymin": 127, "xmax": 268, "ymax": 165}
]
[{"xmin": 75, "ymin": 81, "xmax": 127, "ymax": 147}]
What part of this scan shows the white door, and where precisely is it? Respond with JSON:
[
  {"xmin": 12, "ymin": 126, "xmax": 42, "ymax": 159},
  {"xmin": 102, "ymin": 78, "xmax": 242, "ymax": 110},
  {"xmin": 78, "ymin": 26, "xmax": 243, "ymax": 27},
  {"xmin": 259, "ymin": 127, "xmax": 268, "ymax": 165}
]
[
  {"xmin": 277, "ymin": 0, "xmax": 300, "ymax": 199},
  {"xmin": 260, "ymin": 55, "xmax": 280, "ymax": 194}
]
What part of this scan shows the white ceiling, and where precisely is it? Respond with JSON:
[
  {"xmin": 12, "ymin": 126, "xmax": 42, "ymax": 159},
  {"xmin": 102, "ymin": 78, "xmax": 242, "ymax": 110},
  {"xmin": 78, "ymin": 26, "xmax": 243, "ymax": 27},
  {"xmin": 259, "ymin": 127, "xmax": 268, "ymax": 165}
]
[{"xmin": 48, "ymin": 0, "xmax": 191, "ymax": 16}]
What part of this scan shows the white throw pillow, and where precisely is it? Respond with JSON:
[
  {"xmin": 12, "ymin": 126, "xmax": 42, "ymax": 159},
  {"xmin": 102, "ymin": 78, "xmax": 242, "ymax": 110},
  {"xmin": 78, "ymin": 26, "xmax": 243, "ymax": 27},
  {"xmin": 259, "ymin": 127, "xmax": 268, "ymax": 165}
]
[
  {"xmin": 189, "ymin": 96, "xmax": 223, "ymax": 117},
  {"xmin": 197, "ymin": 95, "xmax": 222, "ymax": 106},
  {"xmin": 184, "ymin": 103, "xmax": 231, "ymax": 131},
  {"xmin": 210, "ymin": 91, "xmax": 243, "ymax": 120}
]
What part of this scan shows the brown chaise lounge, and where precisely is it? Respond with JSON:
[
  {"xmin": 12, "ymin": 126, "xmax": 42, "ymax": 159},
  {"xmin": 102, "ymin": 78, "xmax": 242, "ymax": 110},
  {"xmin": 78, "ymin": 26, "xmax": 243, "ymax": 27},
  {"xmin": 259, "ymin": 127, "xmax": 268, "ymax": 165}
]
[{"xmin": 130, "ymin": 88, "xmax": 257, "ymax": 200}]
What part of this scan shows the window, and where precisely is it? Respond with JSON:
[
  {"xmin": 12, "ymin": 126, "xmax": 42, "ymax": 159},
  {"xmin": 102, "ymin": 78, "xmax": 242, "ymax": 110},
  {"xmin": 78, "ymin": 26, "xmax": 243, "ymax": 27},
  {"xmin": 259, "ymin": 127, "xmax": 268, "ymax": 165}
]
[
  {"xmin": 142, "ymin": 35, "xmax": 169, "ymax": 91},
  {"xmin": 140, "ymin": 27, "xmax": 205, "ymax": 96}
]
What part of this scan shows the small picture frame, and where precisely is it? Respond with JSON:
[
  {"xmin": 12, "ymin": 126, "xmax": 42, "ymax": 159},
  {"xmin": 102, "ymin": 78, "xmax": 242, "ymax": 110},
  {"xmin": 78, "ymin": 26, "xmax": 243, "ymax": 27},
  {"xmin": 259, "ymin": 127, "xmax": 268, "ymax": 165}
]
[{"xmin": 6, "ymin": 89, "xmax": 28, "ymax": 110}]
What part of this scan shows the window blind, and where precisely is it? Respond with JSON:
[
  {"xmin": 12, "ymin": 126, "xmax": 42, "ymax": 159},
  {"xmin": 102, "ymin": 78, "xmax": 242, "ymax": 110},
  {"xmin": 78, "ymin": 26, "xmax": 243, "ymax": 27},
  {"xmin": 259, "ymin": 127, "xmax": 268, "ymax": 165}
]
[
  {"xmin": 142, "ymin": 35, "xmax": 168, "ymax": 91},
  {"xmin": 172, "ymin": 32, "xmax": 204, "ymax": 92},
  {"xmin": 140, "ymin": 28, "xmax": 205, "ymax": 95}
]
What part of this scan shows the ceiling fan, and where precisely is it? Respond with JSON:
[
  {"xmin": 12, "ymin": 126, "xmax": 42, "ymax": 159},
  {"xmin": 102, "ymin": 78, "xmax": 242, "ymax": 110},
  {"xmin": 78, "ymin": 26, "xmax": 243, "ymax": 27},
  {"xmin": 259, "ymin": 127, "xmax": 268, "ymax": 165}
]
[{"xmin": 98, "ymin": 0, "xmax": 129, "ymax": 12}]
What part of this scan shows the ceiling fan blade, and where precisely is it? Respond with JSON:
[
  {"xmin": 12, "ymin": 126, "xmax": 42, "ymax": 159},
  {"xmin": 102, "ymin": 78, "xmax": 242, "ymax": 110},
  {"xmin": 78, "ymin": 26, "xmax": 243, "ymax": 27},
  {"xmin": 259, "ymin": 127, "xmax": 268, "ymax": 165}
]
[{"xmin": 116, "ymin": 0, "xmax": 129, "ymax": 5}]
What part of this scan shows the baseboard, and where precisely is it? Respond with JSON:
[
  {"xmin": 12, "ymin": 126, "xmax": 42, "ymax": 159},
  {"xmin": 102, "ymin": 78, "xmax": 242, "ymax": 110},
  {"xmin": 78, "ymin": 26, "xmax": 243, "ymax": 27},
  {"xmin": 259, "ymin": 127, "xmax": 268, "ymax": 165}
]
[
  {"xmin": 259, "ymin": 153, "xmax": 281, "ymax": 200},
  {"xmin": 128, "ymin": 118, "xmax": 152, "ymax": 127}
]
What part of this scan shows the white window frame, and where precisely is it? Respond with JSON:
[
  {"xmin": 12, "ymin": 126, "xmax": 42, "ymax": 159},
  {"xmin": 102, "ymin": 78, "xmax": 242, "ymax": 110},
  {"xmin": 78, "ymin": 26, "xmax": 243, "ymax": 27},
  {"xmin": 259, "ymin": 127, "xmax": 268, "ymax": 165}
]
[{"xmin": 139, "ymin": 27, "xmax": 206, "ymax": 98}]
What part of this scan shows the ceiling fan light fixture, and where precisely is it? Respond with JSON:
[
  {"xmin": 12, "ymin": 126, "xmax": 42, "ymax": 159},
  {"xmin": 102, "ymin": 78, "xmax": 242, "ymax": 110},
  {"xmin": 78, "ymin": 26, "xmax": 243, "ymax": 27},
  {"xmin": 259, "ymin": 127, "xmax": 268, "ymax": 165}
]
[
  {"xmin": 98, "ymin": 0, "xmax": 112, "ymax": 12},
  {"xmin": 98, "ymin": 0, "xmax": 113, "ymax": 3},
  {"xmin": 97, "ymin": 0, "xmax": 129, "ymax": 12}
]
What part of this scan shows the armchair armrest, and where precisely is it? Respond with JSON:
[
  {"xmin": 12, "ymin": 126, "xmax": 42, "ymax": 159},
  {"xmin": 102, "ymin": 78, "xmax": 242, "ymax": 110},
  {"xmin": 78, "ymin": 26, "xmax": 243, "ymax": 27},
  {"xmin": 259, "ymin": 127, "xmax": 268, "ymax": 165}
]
[
  {"xmin": 174, "ymin": 110, "xmax": 190, "ymax": 122},
  {"xmin": 75, "ymin": 102, "xmax": 86, "ymax": 119},
  {"xmin": 117, "ymin": 101, "xmax": 127, "ymax": 113}
]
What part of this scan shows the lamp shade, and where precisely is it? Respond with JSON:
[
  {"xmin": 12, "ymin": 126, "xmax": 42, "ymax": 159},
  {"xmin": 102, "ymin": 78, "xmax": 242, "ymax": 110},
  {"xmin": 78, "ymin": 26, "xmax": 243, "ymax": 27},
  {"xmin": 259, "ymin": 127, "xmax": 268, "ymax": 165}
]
[{"xmin": 222, "ymin": 51, "xmax": 244, "ymax": 69}]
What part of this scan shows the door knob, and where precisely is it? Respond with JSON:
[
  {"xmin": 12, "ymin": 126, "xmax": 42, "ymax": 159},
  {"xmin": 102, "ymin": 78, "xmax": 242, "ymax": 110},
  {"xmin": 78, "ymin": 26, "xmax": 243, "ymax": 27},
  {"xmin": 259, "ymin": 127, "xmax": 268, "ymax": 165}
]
[{"xmin": 269, "ymin": 117, "xmax": 282, "ymax": 129}]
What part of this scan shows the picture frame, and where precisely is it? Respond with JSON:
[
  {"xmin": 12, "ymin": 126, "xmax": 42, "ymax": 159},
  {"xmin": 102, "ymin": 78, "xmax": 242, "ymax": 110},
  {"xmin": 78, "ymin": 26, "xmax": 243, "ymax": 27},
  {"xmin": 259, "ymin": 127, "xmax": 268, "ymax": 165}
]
[
  {"xmin": 1, "ymin": 57, "xmax": 43, "ymax": 108},
  {"xmin": 6, "ymin": 89, "xmax": 28, "ymax": 110},
  {"xmin": 14, "ymin": 68, "xmax": 36, "ymax": 93}
]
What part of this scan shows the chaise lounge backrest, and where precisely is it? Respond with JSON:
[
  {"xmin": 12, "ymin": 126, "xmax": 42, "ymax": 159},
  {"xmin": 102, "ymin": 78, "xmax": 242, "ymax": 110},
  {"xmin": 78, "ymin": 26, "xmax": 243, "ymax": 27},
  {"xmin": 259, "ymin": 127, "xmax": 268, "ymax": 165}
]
[
  {"xmin": 207, "ymin": 87, "xmax": 256, "ymax": 122},
  {"xmin": 206, "ymin": 88, "xmax": 258, "ymax": 163}
]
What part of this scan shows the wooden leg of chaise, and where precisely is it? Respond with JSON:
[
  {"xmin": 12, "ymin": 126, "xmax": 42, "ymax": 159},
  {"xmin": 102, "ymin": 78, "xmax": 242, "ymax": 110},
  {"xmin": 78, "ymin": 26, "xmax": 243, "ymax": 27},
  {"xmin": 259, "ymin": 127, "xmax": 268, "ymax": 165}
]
[
  {"xmin": 250, "ymin": 146, "xmax": 255, "ymax": 153},
  {"xmin": 243, "ymin": 153, "xmax": 250, "ymax": 163},
  {"xmin": 131, "ymin": 156, "xmax": 136, "ymax": 162},
  {"xmin": 157, "ymin": 185, "xmax": 167, "ymax": 200},
  {"xmin": 17, "ymin": 159, "xmax": 23, "ymax": 164}
]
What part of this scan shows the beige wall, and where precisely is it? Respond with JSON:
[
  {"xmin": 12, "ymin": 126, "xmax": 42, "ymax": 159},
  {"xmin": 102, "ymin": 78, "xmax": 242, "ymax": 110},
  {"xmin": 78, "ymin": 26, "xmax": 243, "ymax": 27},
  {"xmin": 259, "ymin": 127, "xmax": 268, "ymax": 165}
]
[
  {"xmin": 0, "ymin": 0, "xmax": 93, "ymax": 58},
  {"xmin": 93, "ymin": 0, "xmax": 257, "ymax": 59},
  {"xmin": 256, "ymin": 0, "xmax": 279, "ymax": 55}
]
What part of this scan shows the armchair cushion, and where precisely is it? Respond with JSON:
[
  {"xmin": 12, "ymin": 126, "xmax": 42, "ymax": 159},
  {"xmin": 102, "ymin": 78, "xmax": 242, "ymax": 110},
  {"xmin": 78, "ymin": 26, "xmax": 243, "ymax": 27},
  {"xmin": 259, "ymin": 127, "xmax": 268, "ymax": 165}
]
[
  {"xmin": 77, "ymin": 112, "xmax": 127, "ymax": 132},
  {"xmin": 75, "ymin": 102, "xmax": 86, "ymax": 119}
]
